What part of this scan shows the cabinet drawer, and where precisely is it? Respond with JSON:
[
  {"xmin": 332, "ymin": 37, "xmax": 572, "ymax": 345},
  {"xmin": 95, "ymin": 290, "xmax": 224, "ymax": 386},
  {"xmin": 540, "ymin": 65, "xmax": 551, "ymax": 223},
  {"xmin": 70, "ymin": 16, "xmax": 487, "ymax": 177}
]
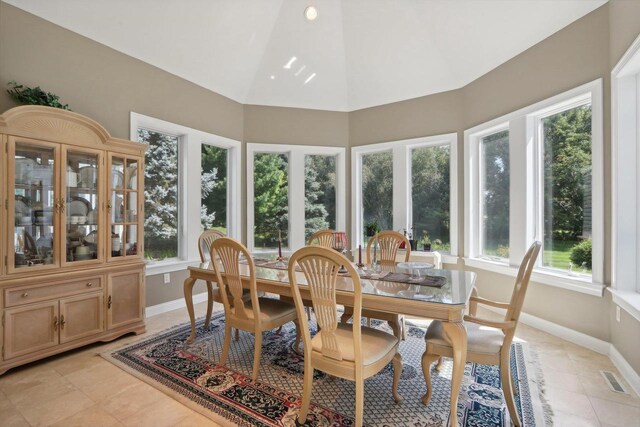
[{"xmin": 5, "ymin": 277, "xmax": 103, "ymax": 308}]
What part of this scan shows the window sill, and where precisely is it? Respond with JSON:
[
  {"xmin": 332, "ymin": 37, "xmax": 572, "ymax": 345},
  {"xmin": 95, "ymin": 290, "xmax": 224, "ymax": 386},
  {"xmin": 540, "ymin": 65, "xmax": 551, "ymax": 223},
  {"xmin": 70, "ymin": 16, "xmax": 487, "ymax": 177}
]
[
  {"xmin": 145, "ymin": 258, "xmax": 200, "ymax": 276},
  {"xmin": 608, "ymin": 288, "xmax": 640, "ymax": 323},
  {"xmin": 463, "ymin": 257, "xmax": 605, "ymax": 297}
]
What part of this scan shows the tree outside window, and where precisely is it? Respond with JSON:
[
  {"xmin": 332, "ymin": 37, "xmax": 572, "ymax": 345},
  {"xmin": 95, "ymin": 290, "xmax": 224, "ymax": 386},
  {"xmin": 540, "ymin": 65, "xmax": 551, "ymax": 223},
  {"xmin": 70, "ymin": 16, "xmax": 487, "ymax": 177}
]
[
  {"xmin": 139, "ymin": 129, "xmax": 178, "ymax": 260},
  {"xmin": 201, "ymin": 144, "xmax": 227, "ymax": 233},
  {"xmin": 542, "ymin": 104, "xmax": 592, "ymax": 274}
]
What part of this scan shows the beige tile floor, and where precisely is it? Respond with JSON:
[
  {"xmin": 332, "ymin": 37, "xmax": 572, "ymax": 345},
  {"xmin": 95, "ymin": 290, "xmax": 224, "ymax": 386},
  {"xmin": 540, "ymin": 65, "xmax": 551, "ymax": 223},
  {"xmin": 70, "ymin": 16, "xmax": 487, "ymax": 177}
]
[{"xmin": 0, "ymin": 302, "xmax": 638, "ymax": 427}]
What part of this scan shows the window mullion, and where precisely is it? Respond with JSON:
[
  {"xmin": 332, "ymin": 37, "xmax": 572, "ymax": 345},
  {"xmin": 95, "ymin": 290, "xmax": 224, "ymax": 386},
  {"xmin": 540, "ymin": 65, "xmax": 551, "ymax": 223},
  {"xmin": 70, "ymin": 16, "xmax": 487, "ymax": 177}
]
[
  {"xmin": 392, "ymin": 145, "xmax": 408, "ymax": 232},
  {"xmin": 289, "ymin": 150, "xmax": 305, "ymax": 249},
  {"xmin": 509, "ymin": 117, "xmax": 530, "ymax": 267}
]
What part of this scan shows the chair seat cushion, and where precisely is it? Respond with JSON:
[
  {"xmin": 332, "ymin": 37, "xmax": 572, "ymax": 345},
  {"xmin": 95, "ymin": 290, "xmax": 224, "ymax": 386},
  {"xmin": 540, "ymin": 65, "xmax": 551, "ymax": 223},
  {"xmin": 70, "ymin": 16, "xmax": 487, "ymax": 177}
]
[
  {"xmin": 425, "ymin": 320, "xmax": 504, "ymax": 355},
  {"xmin": 311, "ymin": 323, "xmax": 398, "ymax": 365},
  {"xmin": 232, "ymin": 297, "xmax": 296, "ymax": 322}
]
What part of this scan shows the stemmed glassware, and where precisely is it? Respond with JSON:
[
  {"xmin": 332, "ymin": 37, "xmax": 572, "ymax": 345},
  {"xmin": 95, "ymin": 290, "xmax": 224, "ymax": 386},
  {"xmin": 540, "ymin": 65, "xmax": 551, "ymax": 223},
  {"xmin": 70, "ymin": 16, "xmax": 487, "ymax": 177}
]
[{"xmin": 332, "ymin": 231, "xmax": 348, "ymax": 273}]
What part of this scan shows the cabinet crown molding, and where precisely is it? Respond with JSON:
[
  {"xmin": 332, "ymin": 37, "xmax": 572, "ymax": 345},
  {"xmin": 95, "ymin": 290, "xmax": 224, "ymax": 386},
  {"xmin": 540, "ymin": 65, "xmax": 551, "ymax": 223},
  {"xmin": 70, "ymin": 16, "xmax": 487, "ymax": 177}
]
[{"xmin": 0, "ymin": 106, "xmax": 147, "ymax": 154}]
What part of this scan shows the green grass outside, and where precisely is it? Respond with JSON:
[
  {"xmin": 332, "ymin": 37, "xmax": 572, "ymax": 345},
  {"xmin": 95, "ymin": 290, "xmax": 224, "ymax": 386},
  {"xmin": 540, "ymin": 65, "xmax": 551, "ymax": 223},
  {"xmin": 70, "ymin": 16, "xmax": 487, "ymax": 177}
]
[{"xmin": 543, "ymin": 239, "xmax": 591, "ymax": 274}]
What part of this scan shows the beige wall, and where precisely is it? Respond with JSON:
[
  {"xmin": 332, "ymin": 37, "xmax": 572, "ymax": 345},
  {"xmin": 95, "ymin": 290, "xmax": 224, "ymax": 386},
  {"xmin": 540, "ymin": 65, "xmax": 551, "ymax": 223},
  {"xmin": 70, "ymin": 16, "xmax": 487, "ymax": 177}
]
[
  {"xmin": 1, "ymin": 1, "xmax": 639, "ymax": 374},
  {"xmin": 0, "ymin": 3, "xmax": 244, "ymax": 142},
  {"xmin": 608, "ymin": 0, "xmax": 640, "ymax": 376}
]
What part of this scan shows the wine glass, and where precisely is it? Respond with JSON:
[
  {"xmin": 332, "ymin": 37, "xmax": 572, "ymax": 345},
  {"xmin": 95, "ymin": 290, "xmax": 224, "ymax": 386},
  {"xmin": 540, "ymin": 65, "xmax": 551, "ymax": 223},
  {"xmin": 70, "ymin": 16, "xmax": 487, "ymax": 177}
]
[{"xmin": 332, "ymin": 232, "xmax": 348, "ymax": 273}]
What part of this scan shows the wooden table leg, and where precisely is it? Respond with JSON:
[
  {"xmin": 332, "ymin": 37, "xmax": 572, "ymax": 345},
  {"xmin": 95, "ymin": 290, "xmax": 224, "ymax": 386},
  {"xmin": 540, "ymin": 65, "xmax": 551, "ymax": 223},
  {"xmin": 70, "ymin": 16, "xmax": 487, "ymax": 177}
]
[
  {"xmin": 442, "ymin": 321, "xmax": 467, "ymax": 427},
  {"xmin": 183, "ymin": 276, "xmax": 197, "ymax": 343}
]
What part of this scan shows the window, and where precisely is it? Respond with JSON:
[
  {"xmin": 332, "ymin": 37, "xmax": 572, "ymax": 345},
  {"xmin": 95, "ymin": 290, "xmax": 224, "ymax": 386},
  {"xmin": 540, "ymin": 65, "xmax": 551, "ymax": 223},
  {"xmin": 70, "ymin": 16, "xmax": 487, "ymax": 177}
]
[
  {"xmin": 362, "ymin": 150, "xmax": 393, "ymax": 232},
  {"xmin": 464, "ymin": 80, "xmax": 603, "ymax": 293},
  {"xmin": 247, "ymin": 144, "xmax": 345, "ymax": 251},
  {"xmin": 539, "ymin": 104, "xmax": 592, "ymax": 275},
  {"xmin": 412, "ymin": 145, "xmax": 451, "ymax": 252},
  {"xmin": 612, "ymin": 34, "xmax": 640, "ymax": 297},
  {"xmin": 352, "ymin": 134, "xmax": 458, "ymax": 257},
  {"xmin": 305, "ymin": 155, "xmax": 337, "ymax": 240},
  {"xmin": 138, "ymin": 129, "xmax": 179, "ymax": 260},
  {"xmin": 480, "ymin": 130, "xmax": 510, "ymax": 259},
  {"xmin": 131, "ymin": 113, "xmax": 241, "ymax": 274},
  {"xmin": 253, "ymin": 152, "xmax": 290, "ymax": 248},
  {"xmin": 201, "ymin": 144, "xmax": 228, "ymax": 234}
]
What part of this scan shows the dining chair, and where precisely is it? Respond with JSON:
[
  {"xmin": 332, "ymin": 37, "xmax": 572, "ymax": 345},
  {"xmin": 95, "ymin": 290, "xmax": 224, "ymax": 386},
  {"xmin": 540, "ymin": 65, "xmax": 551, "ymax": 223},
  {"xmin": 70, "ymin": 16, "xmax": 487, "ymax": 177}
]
[
  {"xmin": 288, "ymin": 246, "xmax": 402, "ymax": 427},
  {"xmin": 210, "ymin": 237, "xmax": 300, "ymax": 380},
  {"xmin": 198, "ymin": 230, "xmax": 254, "ymax": 341},
  {"xmin": 198, "ymin": 230, "xmax": 225, "ymax": 330},
  {"xmin": 307, "ymin": 229, "xmax": 335, "ymax": 247},
  {"xmin": 341, "ymin": 230, "xmax": 411, "ymax": 339},
  {"xmin": 421, "ymin": 241, "xmax": 541, "ymax": 427}
]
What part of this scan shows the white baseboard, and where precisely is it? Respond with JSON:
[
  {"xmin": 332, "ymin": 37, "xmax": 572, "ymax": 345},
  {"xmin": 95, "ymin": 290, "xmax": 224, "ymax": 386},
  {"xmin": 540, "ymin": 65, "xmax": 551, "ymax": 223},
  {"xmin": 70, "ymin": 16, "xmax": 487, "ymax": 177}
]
[
  {"xmin": 145, "ymin": 292, "xmax": 209, "ymax": 318},
  {"xmin": 483, "ymin": 305, "xmax": 640, "ymax": 398},
  {"xmin": 609, "ymin": 345, "xmax": 640, "ymax": 398},
  {"xmin": 483, "ymin": 306, "xmax": 610, "ymax": 354}
]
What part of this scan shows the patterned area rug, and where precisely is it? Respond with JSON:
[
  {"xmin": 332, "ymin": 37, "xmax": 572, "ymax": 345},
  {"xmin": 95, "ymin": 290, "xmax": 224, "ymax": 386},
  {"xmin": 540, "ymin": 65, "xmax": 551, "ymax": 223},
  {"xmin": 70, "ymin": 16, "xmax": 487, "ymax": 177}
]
[{"xmin": 103, "ymin": 312, "xmax": 549, "ymax": 426}]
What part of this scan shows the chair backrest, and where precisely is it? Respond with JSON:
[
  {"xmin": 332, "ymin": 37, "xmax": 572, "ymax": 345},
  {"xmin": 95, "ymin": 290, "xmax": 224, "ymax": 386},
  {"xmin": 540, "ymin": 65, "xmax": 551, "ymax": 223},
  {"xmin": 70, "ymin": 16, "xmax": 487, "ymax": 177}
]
[
  {"xmin": 210, "ymin": 237, "xmax": 260, "ymax": 323},
  {"xmin": 198, "ymin": 229, "xmax": 225, "ymax": 262},
  {"xmin": 505, "ymin": 241, "xmax": 541, "ymax": 324},
  {"xmin": 288, "ymin": 246, "xmax": 363, "ymax": 363},
  {"xmin": 366, "ymin": 230, "xmax": 411, "ymax": 265},
  {"xmin": 307, "ymin": 229, "xmax": 336, "ymax": 247}
]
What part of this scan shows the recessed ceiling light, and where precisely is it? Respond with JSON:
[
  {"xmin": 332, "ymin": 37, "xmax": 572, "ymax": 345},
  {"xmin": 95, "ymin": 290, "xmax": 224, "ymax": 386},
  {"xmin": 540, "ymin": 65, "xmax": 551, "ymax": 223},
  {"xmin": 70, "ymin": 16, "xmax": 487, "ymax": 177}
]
[
  {"xmin": 270, "ymin": 75, "xmax": 275, "ymax": 80},
  {"xmin": 304, "ymin": 6, "xmax": 318, "ymax": 21}
]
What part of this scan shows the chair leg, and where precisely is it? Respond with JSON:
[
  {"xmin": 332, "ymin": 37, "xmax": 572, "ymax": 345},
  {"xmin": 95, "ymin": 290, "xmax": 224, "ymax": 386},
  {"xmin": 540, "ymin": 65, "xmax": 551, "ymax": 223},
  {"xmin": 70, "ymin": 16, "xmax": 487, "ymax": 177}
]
[
  {"xmin": 204, "ymin": 282, "xmax": 214, "ymax": 330},
  {"xmin": 391, "ymin": 352, "xmax": 403, "ymax": 403},
  {"xmin": 401, "ymin": 316, "xmax": 407, "ymax": 341},
  {"xmin": 421, "ymin": 351, "xmax": 440, "ymax": 405},
  {"xmin": 340, "ymin": 307, "xmax": 352, "ymax": 324},
  {"xmin": 252, "ymin": 332, "xmax": 263, "ymax": 381},
  {"xmin": 388, "ymin": 315, "xmax": 402, "ymax": 340},
  {"xmin": 306, "ymin": 306, "xmax": 311, "ymax": 320},
  {"xmin": 220, "ymin": 324, "xmax": 232, "ymax": 366},
  {"xmin": 293, "ymin": 319, "xmax": 301, "ymax": 353},
  {"xmin": 435, "ymin": 356, "xmax": 444, "ymax": 371},
  {"xmin": 501, "ymin": 351, "xmax": 521, "ymax": 427},
  {"xmin": 298, "ymin": 355, "xmax": 314, "ymax": 425},
  {"xmin": 355, "ymin": 375, "xmax": 364, "ymax": 427},
  {"xmin": 275, "ymin": 325, "xmax": 283, "ymax": 334},
  {"xmin": 234, "ymin": 328, "xmax": 240, "ymax": 341}
]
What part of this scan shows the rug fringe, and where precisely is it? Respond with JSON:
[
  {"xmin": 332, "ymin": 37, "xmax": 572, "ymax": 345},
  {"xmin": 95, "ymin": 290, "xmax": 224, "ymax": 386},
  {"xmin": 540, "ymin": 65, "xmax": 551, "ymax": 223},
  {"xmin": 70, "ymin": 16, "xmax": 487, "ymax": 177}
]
[{"xmin": 525, "ymin": 344, "xmax": 554, "ymax": 427}]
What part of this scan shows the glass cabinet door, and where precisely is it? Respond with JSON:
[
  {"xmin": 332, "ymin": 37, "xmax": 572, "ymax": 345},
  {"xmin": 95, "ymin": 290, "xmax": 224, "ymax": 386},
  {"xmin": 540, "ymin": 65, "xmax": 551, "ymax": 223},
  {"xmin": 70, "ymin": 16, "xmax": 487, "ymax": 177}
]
[
  {"xmin": 63, "ymin": 149, "xmax": 101, "ymax": 265},
  {"xmin": 109, "ymin": 156, "xmax": 141, "ymax": 259},
  {"xmin": 11, "ymin": 141, "xmax": 58, "ymax": 271}
]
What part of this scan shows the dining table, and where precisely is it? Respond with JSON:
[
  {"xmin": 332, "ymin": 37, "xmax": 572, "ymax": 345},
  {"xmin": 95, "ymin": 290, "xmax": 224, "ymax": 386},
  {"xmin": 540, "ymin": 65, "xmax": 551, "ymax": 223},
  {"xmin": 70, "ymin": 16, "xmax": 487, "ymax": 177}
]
[{"xmin": 183, "ymin": 257, "xmax": 476, "ymax": 426}]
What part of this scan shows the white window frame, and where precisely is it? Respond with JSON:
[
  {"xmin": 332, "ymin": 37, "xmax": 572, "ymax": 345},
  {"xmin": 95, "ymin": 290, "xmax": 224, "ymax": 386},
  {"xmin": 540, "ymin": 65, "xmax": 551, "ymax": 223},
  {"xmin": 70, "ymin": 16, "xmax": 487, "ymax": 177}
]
[
  {"xmin": 464, "ymin": 80, "xmax": 604, "ymax": 296},
  {"xmin": 466, "ymin": 123, "xmax": 511, "ymax": 263},
  {"xmin": 130, "ymin": 113, "xmax": 241, "ymax": 275},
  {"xmin": 246, "ymin": 143, "xmax": 346, "ymax": 252},
  {"xmin": 611, "ymin": 33, "xmax": 640, "ymax": 321},
  {"xmin": 351, "ymin": 133, "xmax": 458, "ymax": 262}
]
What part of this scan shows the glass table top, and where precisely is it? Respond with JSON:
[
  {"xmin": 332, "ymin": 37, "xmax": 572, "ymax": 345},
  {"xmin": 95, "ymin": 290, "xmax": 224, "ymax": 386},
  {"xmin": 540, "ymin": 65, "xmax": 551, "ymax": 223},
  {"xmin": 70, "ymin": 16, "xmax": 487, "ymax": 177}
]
[{"xmin": 191, "ymin": 259, "xmax": 476, "ymax": 306}]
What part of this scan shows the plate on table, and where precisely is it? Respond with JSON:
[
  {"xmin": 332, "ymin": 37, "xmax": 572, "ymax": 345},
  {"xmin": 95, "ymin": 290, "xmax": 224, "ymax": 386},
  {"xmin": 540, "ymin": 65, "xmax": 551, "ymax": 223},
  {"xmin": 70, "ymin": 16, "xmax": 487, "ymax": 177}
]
[
  {"xmin": 68, "ymin": 197, "xmax": 90, "ymax": 216},
  {"xmin": 397, "ymin": 262, "xmax": 435, "ymax": 270}
]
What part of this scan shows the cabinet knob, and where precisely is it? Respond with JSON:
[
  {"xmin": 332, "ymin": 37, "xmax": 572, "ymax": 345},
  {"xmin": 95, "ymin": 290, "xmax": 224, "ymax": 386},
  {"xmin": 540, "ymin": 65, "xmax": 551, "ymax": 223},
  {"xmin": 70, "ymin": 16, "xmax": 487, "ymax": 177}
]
[
  {"xmin": 53, "ymin": 316, "xmax": 59, "ymax": 331},
  {"xmin": 60, "ymin": 315, "xmax": 66, "ymax": 329},
  {"xmin": 22, "ymin": 292, "xmax": 28, "ymax": 298},
  {"xmin": 108, "ymin": 295, "xmax": 112, "ymax": 309},
  {"xmin": 86, "ymin": 282, "xmax": 93, "ymax": 287}
]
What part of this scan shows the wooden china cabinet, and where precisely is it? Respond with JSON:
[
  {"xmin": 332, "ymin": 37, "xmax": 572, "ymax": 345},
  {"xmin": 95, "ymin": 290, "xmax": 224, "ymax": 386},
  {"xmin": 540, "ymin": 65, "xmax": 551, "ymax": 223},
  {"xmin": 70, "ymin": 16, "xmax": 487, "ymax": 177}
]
[{"xmin": 0, "ymin": 106, "xmax": 147, "ymax": 375}]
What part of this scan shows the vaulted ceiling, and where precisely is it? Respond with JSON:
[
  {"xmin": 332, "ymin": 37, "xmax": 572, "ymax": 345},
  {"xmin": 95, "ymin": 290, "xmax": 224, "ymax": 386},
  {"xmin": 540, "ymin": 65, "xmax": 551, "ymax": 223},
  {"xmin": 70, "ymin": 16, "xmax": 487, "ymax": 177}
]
[{"xmin": 5, "ymin": 0, "xmax": 607, "ymax": 111}]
